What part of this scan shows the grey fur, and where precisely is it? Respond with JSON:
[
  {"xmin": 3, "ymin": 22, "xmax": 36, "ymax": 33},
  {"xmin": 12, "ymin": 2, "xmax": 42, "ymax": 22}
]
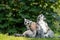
[
  {"xmin": 37, "ymin": 14, "xmax": 54, "ymax": 38},
  {"xmin": 14, "ymin": 14, "xmax": 54, "ymax": 38},
  {"xmin": 24, "ymin": 19, "xmax": 32, "ymax": 30},
  {"xmin": 14, "ymin": 19, "xmax": 37, "ymax": 37},
  {"xmin": 23, "ymin": 19, "xmax": 37, "ymax": 37}
]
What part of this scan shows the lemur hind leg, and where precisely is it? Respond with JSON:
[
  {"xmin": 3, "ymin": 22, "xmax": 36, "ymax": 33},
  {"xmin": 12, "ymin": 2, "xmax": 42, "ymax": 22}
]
[{"xmin": 23, "ymin": 30, "xmax": 36, "ymax": 38}]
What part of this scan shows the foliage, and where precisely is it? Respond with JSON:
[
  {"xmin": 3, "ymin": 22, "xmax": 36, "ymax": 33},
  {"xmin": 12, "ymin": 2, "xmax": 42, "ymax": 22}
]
[{"xmin": 0, "ymin": 0, "xmax": 60, "ymax": 34}]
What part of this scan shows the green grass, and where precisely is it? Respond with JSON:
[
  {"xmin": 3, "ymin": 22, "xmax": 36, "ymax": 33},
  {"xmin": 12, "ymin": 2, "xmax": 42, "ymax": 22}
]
[{"xmin": 0, "ymin": 33, "xmax": 60, "ymax": 40}]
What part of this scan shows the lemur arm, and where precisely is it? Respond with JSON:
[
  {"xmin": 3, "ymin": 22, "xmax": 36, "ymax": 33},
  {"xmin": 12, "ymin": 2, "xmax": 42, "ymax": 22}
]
[{"xmin": 44, "ymin": 22, "xmax": 50, "ymax": 34}]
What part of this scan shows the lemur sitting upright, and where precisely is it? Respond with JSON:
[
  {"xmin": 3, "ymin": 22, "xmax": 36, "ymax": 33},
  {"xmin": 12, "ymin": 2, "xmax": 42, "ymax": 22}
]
[{"xmin": 37, "ymin": 14, "xmax": 54, "ymax": 38}]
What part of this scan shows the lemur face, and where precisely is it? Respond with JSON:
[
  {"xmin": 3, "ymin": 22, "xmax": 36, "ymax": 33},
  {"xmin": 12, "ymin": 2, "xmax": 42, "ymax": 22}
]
[
  {"xmin": 37, "ymin": 14, "xmax": 46, "ymax": 21},
  {"xmin": 24, "ymin": 19, "xmax": 37, "ymax": 31},
  {"xmin": 24, "ymin": 19, "xmax": 32, "ymax": 26}
]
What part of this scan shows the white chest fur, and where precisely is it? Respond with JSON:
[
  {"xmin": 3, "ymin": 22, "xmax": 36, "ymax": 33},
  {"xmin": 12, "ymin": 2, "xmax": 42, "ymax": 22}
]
[{"xmin": 38, "ymin": 20, "xmax": 47, "ymax": 33}]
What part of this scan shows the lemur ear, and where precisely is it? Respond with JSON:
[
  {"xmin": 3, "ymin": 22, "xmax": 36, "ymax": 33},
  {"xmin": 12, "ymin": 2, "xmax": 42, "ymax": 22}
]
[
  {"xmin": 24, "ymin": 19, "xmax": 27, "ymax": 24},
  {"xmin": 24, "ymin": 19, "xmax": 29, "ymax": 25}
]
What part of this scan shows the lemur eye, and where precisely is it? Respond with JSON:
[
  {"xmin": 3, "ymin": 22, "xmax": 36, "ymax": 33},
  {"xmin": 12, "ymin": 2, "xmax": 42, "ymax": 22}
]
[{"xmin": 27, "ymin": 23, "xmax": 29, "ymax": 24}]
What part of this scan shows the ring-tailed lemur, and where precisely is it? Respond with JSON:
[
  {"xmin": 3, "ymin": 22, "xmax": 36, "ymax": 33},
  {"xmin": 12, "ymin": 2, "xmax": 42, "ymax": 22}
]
[
  {"xmin": 23, "ymin": 19, "xmax": 37, "ymax": 37},
  {"xmin": 37, "ymin": 14, "xmax": 54, "ymax": 38},
  {"xmin": 24, "ymin": 19, "xmax": 32, "ymax": 30},
  {"xmin": 15, "ymin": 19, "xmax": 37, "ymax": 38}
]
